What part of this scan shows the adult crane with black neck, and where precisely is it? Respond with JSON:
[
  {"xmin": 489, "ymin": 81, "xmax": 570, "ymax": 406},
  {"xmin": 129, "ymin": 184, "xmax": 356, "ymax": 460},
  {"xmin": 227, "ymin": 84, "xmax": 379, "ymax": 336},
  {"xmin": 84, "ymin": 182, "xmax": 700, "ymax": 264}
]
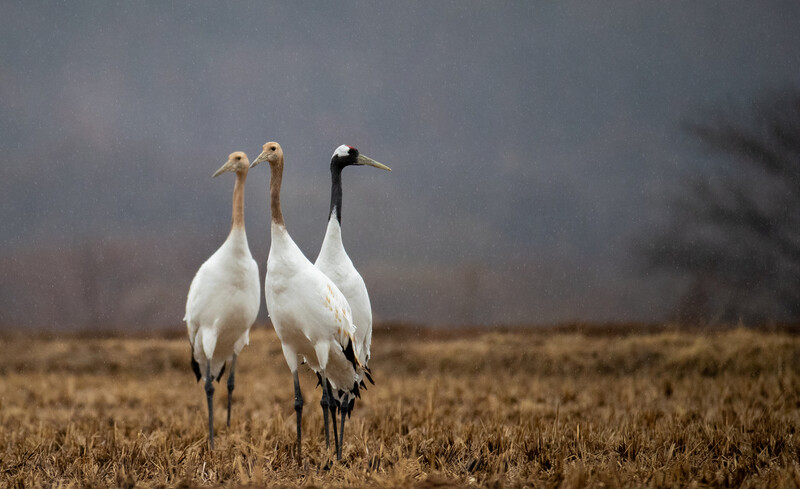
[{"xmin": 315, "ymin": 144, "xmax": 390, "ymax": 459}]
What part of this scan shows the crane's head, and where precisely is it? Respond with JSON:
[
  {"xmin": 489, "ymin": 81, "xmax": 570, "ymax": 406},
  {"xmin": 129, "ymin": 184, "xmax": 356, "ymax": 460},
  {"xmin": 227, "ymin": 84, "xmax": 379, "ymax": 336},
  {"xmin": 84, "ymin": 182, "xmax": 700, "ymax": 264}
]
[
  {"xmin": 250, "ymin": 142, "xmax": 283, "ymax": 168},
  {"xmin": 213, "ymin": 151, "xmax": 250, "ymax": 177},
  {"xmin": 331, "ymin": 144, "xmax": 391, "ymax": 172}
]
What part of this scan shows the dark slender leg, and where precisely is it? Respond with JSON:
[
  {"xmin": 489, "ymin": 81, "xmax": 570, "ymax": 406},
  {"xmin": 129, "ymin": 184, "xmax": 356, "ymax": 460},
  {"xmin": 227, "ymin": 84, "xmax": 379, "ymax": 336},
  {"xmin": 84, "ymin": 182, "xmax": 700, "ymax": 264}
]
[
  {"xmin": 327, "ymin": 380, "xmax": 338, "ymax": 458},
  {"xmin": 205, "ymin": 363, "xmax": 215, "ymax": 449},
  {"xmin": 293, "ymin": 370, "xmax": 303, "ymax": 466},
  {"xmin": 337, "ymin": 393, "xmax": 349, "ymax": 460},
  {"xmin": 226, "ymin": 355, "xmax": 237, "ymax": 428},
  {"xmin": 319, "ymin": 371, "xmax": 333, "ymax": 454}
]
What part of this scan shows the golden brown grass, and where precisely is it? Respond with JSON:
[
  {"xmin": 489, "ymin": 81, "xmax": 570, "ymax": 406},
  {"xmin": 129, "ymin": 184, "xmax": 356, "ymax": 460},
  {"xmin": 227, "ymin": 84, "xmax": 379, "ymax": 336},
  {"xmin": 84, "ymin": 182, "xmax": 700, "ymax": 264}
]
[{"xmin": 1, "ymin": 324, "xmax": 799, "ymax": 488}]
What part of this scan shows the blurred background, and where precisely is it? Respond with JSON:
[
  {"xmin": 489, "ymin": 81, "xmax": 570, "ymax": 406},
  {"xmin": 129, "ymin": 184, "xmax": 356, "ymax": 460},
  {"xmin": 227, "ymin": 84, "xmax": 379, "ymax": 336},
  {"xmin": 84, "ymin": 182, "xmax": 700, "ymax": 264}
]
[{"xmin": 1, "ymin": 2, "xmax": 799, "ymax": 331}]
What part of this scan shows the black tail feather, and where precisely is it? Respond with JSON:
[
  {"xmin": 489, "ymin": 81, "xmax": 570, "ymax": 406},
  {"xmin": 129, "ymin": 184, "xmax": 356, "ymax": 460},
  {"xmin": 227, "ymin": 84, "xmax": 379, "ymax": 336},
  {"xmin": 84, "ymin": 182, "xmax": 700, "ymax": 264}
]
[
  {"xmin": 342, "ymin": 340, "xmax": 359, "ymax": 372},
  {"xmin": 190, "ymin": 357, "xmax": 201, "ymax": 382},
  {"xmin": 216, "ymin": 361, "xmax": 226, "ymax": 382},
  {"xmin": 189, "ymin": 342, "xmax": 202, "ymax": 381},
  {"xmin": 309, "ymin": 340, "xmax": 368, "ymax": 402}
]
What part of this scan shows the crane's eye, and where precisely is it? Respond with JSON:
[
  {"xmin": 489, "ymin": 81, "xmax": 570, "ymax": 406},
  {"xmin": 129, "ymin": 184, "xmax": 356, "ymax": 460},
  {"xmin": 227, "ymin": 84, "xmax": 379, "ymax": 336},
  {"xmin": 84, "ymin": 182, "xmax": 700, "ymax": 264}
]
[
  {"xmin": 270, "ymin": 146, "xmax": 276, "ymax": 151},
  {"xmin": 235, "ymin": 156, "xmax": 241, "ymax": 161}
]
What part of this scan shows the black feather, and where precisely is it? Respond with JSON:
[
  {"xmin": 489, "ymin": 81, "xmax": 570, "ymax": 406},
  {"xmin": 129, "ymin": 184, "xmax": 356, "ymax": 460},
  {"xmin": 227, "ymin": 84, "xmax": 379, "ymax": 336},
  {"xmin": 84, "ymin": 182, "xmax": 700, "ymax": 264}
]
[
  {"xmin": 190, "ymin": 353, "xmax": 201, "ymax": 382},
  {"xmin": 189, "ymin": 341, "xmax": 202, "ymax": 381},
  {"xmin": 342, "ymin": 340, "xmax": 358, "ymax": 372},
  {"xmin": 360, "ymin": 380, "xmax": 367, "ymax": 390},
  {"xmin": 364, "ymin": 368, "xmax": 374, "ymax": 385},
  {"xmin": 217, "ymin": 361, "xmax": 226, "ymax": 382}
]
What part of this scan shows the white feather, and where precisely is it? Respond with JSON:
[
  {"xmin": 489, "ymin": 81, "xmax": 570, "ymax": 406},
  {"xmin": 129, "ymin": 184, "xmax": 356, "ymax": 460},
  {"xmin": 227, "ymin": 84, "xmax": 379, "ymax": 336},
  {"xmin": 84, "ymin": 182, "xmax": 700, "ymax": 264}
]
[{"xmin": 332, "ymin": 144, "xmax": 351, "ymax": 159}]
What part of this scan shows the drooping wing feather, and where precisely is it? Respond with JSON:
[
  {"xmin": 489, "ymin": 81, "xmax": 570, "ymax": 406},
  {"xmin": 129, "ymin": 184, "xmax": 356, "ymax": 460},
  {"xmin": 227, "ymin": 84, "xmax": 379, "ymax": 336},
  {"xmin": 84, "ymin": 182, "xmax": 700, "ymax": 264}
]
[{"xmin": 189, "ymin": 341, "xmax": 202, "ymax": 381}]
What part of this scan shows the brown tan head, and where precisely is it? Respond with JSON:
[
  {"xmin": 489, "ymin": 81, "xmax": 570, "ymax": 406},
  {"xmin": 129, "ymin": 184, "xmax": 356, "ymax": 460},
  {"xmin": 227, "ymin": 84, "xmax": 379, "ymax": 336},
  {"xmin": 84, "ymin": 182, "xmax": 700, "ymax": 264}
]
[
  {"xmin": 213, "ymin": 151, "xmax": 250, "ymax": 177},
  {"xmin": 250, "ymin": 142, "xmax": 283, "ymax": 168}
]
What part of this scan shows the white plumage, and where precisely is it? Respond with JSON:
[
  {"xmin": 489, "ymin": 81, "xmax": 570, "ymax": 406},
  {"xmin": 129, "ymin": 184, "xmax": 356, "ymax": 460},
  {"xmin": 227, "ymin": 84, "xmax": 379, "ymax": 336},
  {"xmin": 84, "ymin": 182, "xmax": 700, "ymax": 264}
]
[
  {"xmin": 185, "ymin": 229, "xmax": 260, "ymax": 376},
  {"xmin": 184, "ymin": 151, "xmax": 260, "ymax": 449},
  {"xmin": 250, "ymin": 141, "xmax": 361, "ymax": 464}
]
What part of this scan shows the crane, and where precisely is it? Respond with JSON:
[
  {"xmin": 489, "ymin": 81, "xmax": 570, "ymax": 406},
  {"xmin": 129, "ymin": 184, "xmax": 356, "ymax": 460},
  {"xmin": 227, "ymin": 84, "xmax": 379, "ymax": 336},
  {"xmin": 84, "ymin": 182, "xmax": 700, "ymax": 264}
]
[
  {"xmin": 315, "ymin": 144, "xmax": 389, "ymax": 458},
  {"xmin": 184, "ymin": 151, "xmax": 261, "ymax": 449},
  {"xmin": 250, "ymin": 142, "xmax": 362, "ymax": 464}
]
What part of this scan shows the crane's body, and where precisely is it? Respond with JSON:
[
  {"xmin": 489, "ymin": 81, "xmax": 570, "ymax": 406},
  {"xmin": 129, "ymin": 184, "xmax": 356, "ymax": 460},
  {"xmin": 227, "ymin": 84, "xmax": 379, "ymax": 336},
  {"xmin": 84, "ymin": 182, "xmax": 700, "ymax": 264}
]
[
  {"xmin": 267, "ymin": 221, "xmax": 360, "ymax": 393},
  {"xmin": 184, "ymin": 151, "xmax": 260, "ymax": 449},
  {"xmin": 315, "ymin": 215, "xmax": 372, "ymax": 370},
  {"xmin": 185, "ymin": 227, "xmax": 260, "ymax": 378}
]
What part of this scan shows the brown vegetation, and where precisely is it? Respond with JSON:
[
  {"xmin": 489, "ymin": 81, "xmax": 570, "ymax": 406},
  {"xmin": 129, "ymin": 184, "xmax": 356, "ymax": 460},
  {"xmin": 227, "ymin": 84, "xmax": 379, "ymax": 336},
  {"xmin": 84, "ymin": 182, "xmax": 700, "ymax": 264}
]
[{"xmin": 1, "ymin": 324, "xmax": 799, "ymax": 488}]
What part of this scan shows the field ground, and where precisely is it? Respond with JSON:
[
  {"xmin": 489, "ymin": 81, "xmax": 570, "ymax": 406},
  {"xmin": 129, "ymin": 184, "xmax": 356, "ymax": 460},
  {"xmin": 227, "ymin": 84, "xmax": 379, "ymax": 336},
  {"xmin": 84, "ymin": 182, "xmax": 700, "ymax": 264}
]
[{"xmin": 1, "ymin": 324, "xmax": 799, "ymax": 488}]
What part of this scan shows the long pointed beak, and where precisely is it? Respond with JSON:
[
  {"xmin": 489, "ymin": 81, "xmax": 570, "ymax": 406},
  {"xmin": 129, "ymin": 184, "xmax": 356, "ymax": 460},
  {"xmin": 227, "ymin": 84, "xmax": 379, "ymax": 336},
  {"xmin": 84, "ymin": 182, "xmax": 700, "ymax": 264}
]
[
  {"xmin": 213, "ymin": 161, "xmax": 233, "ymax": 177},
  {"xmin": 356, "ymin": 154, "xmax": 391, "ymax": 171},
  {"xmin": 250, "ymin": 151, "xmax": 268, "ymax": 168}
]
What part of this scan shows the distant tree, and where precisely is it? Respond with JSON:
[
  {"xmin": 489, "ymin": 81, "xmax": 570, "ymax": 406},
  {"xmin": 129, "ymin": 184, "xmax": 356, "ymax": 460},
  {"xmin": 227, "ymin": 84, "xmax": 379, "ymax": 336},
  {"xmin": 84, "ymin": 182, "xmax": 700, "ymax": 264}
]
[{"xmin": 643, "ymin": 89, "xmax": 800, "ymax": 324}]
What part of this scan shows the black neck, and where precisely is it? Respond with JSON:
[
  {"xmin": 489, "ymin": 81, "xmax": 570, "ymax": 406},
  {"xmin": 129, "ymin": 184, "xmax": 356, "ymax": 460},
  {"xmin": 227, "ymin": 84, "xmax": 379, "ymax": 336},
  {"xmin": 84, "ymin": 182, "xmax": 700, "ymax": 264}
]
[{"xmin": 329, "ymin": 166, "xmax": 343, "ymax": 223}]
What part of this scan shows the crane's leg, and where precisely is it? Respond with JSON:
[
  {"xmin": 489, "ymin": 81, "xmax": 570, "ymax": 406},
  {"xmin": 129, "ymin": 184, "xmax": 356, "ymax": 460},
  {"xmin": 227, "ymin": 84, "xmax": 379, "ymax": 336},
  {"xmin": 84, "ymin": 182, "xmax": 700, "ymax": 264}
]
[
  {"xmin": 337, "ymin": 392, "xmax": 349, "ymax": 460},
  {"xmin": 319, "ymin": 370, "xmax": 339, "ymax": 457},
  {"xmin": 327, "ymin": 379, "xmax": 339, "ymax": 458},
  {"xmin": 226, "ymin": 354, "xmax": 237, "ymax": 428},
  {"xmin": 293, "ymin": 370, "xmax": 303, "ymax": 466},
  {"xmin": 319, "ymin": 371, "xmax": 331, "ymax": 449},
  {"xmin": 205, "ymin": 363, "xmax": 215, "ymax": 449}
]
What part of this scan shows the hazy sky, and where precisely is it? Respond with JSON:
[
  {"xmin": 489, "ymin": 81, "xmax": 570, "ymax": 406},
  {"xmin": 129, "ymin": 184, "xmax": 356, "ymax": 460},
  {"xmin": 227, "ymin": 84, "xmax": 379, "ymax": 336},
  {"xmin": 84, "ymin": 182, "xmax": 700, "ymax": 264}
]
[{"xmin": 2, "ymin": 2, "xmax": 800, "ymax": 328}]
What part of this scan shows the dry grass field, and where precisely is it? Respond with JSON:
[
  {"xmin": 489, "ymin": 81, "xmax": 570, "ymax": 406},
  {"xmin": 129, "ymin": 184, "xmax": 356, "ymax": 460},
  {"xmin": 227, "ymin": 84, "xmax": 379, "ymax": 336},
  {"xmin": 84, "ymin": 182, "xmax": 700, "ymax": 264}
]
[{"xmin": 1, "ymin": 324, "xmax": 799, "ymax": 488}]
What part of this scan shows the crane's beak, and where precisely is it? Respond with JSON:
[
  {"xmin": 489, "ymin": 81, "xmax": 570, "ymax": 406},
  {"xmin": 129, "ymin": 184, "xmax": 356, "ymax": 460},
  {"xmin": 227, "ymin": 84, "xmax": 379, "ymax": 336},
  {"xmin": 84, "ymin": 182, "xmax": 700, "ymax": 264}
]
[
  {"xmin": 356, "ymin": 154, "xmax": 391, "ymax": 171},
  {"xmin": 213, "ymin": 160, "xmax": 234, "ymax": 177},
  {"xmin": 250, "ymin": 151, "xmax": 268, "ymax": 168}
]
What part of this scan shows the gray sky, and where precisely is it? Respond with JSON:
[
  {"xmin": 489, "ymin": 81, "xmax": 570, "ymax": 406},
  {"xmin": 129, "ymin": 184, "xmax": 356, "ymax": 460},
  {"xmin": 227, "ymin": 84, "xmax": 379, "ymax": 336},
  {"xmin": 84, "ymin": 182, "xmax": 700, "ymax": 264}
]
[{"xmin": 2, "ymin": 2, "xmax": 800, "ymax": 328}]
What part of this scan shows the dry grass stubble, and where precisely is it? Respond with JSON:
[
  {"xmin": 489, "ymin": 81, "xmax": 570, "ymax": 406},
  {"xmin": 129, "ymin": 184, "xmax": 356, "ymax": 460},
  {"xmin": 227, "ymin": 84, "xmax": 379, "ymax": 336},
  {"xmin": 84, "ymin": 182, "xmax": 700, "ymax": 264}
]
[{"xmin": 0, "ymin": 325, "xmax": 799, "ymax": 488}]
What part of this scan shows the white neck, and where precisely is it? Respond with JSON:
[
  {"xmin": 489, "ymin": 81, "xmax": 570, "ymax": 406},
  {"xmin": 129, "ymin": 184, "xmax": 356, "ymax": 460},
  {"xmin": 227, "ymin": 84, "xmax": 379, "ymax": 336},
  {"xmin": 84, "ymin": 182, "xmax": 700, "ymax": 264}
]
[
  {"xmin": 269, "ymin": 220, "xmax": 309, "ymax": 269},
  {"xmin": 317, "ymin": 213, "xmax": 348, "ymax": 262}
]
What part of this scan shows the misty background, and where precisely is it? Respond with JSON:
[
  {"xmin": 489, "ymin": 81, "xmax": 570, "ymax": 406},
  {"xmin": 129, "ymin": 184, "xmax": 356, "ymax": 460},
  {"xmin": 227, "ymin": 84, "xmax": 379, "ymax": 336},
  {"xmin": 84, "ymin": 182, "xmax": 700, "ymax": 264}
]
[{"xmin": 2, "ymin": 2, "xmax": 799, "ymax": 330}]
